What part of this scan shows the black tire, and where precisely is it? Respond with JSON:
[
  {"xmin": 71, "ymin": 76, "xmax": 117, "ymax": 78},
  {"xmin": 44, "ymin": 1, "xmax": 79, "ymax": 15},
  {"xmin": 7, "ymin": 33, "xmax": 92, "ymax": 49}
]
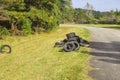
[
  {"xmin": 54, "ymin": 41, "xmax": 65, "ymax": 47},
  {"xmin": 72, "ymin": 41, "xmax": 80, "ymax": 50},
  {"xmin": 66, "ymin": 32, "xmax": 76, "ymax": 39},
  {"xmin": 64, "ymin": 42, "xmax": 75, "ymax": 52},
  {"xmin": 1, "ymin": 45, "xmax": 11, "ymax": 53},
  {"xmin": 80, "ymin": 39, "xmax": 89, "ymax": 46}
]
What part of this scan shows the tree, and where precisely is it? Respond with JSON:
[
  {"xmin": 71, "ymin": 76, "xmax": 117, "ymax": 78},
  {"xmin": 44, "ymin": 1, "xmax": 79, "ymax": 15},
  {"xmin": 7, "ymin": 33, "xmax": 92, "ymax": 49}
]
[
  {"xmin": 83, "ymin": 3, "xmax": 95, "ymax": 23},
  {"xmin": 74, "ymin": 8, "xmax": 87, "ymax": 23},
  {"xmin": 84, "ymin": 3, "xmax": 94, "ymax": 16}
]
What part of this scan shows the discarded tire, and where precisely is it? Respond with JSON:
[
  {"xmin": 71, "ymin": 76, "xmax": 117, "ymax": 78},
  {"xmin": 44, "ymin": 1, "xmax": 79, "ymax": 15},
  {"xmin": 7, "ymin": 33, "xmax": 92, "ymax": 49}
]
[
  {"xmin": 54, "ymin": 39, "xmax": 67, "ymax": 47},
  {"xmin": 72, "ymin": 41, "xmax": 80, "ymax": 50},
  {"xmin": 80, "ymin": 39, "xmax": 90, "ymax": 46},
  {"xmin": 54, "ymin": 32, "xmax": 89, "ymax": 52},
  {"xmin": 1, "ymin": 45, "xmax": 11, "ymax": 53},
  {"xmin": 64, "ymin": 42, "xmax": 75, "ymax": 52},
  {"xmin": 66, "ymin": 32, "xmax": 76, "ymax": 39}
]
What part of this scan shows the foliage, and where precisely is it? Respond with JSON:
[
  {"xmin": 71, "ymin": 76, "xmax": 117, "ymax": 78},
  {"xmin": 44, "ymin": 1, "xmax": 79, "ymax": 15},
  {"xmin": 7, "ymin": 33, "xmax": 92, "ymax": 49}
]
[
  {"xmin": 74, "ymin": 7, "xmax": 120, "ymax": 24},
  {"xmin": 0, "ymin": 0, "xmax": 76, "ymax": 40},
  {"xmin": 8, "ymin": 2, "xmax": 26, "ymax": 11},
  {"xmin": 0, "ymin": 27, "xmax": 10, "ymax": 36},
  {"xmin": 17, "ymin": 17, "xmax": 32, "ymax": 35},
  {"xmin": 0, "ymin": 0, "xmax": 73, "ymax": 36}
]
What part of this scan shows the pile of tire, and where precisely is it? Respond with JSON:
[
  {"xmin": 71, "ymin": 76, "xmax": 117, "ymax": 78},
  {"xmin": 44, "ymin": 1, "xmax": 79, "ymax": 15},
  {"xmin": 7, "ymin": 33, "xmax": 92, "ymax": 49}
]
[
  {"xmin": 54, "ymin": 32, "xmax": 89, "ymax": 52},
  {"xmin": 64, "ymin": 32, "xmax": 80, "ymax": 52}
]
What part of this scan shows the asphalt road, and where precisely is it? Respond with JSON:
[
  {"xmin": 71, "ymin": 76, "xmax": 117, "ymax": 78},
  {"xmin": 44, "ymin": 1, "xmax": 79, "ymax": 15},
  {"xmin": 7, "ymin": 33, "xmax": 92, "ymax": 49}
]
[{"xmin": 83, "ymin": 27, "xmax": 120, "ymax": 80}]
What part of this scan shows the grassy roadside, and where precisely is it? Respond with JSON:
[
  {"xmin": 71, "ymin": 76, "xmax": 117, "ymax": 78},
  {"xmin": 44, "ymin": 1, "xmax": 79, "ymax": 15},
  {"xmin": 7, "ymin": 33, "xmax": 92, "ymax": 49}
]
[
  {"xmin": 60, "ymin": 24, "xmax": 120, "ymax": 30},
  {"xmin": 0, "ymin": 27, "xmax": 92, "ymax": 80}
]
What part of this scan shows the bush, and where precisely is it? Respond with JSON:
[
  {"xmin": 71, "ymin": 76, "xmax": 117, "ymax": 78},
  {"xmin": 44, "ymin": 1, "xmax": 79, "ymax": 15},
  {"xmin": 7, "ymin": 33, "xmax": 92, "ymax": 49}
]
[
  {"xmin": 17, "ymin": 17, "xmax": 32, "ymax": 35},
  {"xmin": 7, "ymin": 2, "xmax": 26, "ymax": 11},
  {"xmin": 27, "ymin": 8, "xmax": 59, "ymax": 32},
  {"xmin": 0, "ymin": 7, "xmax": 59, "ymax": 36},
  {"xmin": 45, "ymin": 17, "xmax": 58, "ymax": 31},
  {"xmin": 0, "ymin": 27, "xmax": 10, "ymax": 36},
  {"xmin": 0, "ymin": 27, "xmax": 10, "ymax": 39}
]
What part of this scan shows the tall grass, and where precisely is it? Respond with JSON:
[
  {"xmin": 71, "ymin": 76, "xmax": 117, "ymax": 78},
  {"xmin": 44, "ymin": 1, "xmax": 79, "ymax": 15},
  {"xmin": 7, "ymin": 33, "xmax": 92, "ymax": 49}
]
[{"xmin": 0, "ymin": 27, "xmax": 92, "ymax": 80}]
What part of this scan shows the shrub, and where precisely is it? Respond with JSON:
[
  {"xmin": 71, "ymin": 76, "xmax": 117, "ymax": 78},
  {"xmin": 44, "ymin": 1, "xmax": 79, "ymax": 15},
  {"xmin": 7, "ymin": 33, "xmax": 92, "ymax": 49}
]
[
  {"xmin": 27, "ymin": 8, "xmax": 59, "ymax": 32},
  {"xmin": 7, "ymin": 2, "xmax": 26, "ymax": 11},
  {"xmin": 45, "ymin": 17, "xmax": 58, "ymax": 31},
  {"xmin": 0, "ymin": 27, "xmax": 10, "ymax": 39},
  {"xmin": 17, "ymin": 17, "xmax": 32, "ymax": 35},
  {"xmin": 0, "ymin": 7, "xmax": 59, "ymax": 36},
  {"xmin": 0, "ymin": 27, "xmax": 10, "ymax": 36}
]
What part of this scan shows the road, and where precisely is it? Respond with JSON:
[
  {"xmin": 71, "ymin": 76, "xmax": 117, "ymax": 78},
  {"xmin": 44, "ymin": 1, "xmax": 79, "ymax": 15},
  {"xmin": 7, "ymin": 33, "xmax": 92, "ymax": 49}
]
[{"xmin": 83, "ymin": 27, "xmax": 120, "ymax": 80}]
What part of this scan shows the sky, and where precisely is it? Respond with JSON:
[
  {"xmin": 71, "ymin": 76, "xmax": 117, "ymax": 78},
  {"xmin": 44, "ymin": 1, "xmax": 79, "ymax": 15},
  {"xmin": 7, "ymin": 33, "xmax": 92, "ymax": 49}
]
[{"xmin": 72, "ymin": 0, "xmax": 120, "ymax": 12}]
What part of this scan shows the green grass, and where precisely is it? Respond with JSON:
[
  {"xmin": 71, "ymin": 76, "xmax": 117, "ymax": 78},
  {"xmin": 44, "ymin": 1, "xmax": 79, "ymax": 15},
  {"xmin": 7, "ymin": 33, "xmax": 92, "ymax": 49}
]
[
  {"xmin": 61, "ymin": 24, "xmax": 120, "ymax": 30},
  {"xmin": 0, "ymin": 27, "xmax": 92, "ymax": 80}
]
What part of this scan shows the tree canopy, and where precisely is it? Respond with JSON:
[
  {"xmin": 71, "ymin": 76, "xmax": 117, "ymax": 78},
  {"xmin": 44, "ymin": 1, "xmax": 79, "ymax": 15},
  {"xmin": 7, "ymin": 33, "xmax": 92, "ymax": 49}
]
[{"xmin": 0, "ymin": 0, "xmax": 73, "ymax": 36}]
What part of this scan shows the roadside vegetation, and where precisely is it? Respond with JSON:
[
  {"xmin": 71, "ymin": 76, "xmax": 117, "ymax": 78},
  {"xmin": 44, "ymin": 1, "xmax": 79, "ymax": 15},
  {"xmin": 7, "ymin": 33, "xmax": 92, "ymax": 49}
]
[
  {"xmin": 0, "ymin": 27, "xmax": 92, "ymax": 80},
  {"xmin": 1, "ymin": 1, "xmax": 120, "ymax": 38},
  {"xmin": 0, "ymin": 0, "xmax": 73, "ymax": 37}
]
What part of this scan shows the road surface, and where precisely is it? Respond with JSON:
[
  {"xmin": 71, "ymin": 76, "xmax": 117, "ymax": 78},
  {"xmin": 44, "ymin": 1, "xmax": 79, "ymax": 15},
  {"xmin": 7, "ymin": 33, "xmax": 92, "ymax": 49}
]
[{"xmin": 83, "ymin": 27, "xmax": 120, "ymax": 80}]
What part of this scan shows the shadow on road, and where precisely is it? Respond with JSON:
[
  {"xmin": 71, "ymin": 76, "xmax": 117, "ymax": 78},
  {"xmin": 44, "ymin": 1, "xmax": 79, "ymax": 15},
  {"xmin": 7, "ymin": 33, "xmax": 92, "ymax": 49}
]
[
  {"xmin": 89, "ymin": 41, "xmax": 120, "ymax": 64},
  {"xmin": 98, "ymin": 58, "xmax": 120, "ymax": 64},
  {"xmin": 91, "ymin": 52, "xmax": 120, "ymax": 59},
  {"xmin": 90, "ymin": 41, "xmax": 120, "ymax": 52}
]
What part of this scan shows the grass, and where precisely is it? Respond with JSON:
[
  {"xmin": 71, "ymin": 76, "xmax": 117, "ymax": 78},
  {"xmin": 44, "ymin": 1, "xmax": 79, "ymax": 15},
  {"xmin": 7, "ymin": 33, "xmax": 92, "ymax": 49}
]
[
  {"xmin": 61, "ymin": 24, "xmax": 120, "ymax": 30},
  {"xmin": 0, "ymin": 27, "xmax": 92, "ymax": 80}
]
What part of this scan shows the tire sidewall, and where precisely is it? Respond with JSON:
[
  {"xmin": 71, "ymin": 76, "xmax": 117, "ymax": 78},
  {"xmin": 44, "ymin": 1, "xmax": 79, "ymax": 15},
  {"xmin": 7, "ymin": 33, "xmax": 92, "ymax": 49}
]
[
  {"xmin": 71, "ymin": 41, "xmax": 80, "ymax": 50},
  {"xmin": 64, "ymin": 42, "xmax": 75, "ymax": 52},
  {"xmin": 1, "ymin": 45, "xmax": 11, "ymax": 53}
]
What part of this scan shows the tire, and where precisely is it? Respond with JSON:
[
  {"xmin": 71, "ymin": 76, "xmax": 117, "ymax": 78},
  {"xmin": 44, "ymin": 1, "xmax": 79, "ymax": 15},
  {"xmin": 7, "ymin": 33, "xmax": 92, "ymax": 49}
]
[
  {"xmin": 80, "ymin": 39, "xmax": 89, "ymax": 46},
  {"xmin": 64, "ymin": 42, "xmax": 75, "ymax": 52},
  {"xmin": 72, "ymin": 41, "xmax": 80, "ymax": 50},
  {"xmin": 54, "ymin": 41, "xmax": 64, "ymax": 47},
  {"xmin": 66, "ymin": 32, "xmax": 76, "ymax": 39},
  {"xmin": 1, "ymin": 45, "xmax": 11, "ymax": 53}
]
